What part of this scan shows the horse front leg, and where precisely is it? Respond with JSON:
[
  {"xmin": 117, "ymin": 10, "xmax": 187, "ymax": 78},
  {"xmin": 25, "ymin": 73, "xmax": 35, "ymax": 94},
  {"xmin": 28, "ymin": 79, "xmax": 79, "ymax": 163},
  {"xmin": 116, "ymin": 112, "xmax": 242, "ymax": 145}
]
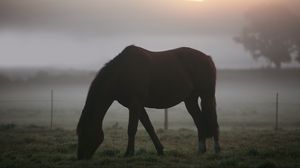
[
  {"xmin": 198, "ymin": 139, "xmax": 207, "ymax": 154},
  {"xmin": 214, "ymin": 135, "xmax": 221, "ymax": 153},
  {"xmin": 125, "ymin": 109, "xmax": 138, "ymax": 157},
  {"xmin": 132, "ymin": 101, "xmax": 164, "ymax": 155}
]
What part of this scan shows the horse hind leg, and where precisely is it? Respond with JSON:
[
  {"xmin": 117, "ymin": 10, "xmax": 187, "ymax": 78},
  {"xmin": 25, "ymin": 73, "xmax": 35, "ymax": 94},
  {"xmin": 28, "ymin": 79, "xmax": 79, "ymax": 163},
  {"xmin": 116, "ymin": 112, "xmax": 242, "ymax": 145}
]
[
  {"xmin": 201, "ymin": 96, "xmax": 220, "ymax": 153},
  {"xmin": 125, "ymin": 109, "xmax": 138, "ymax": 157},
  {"xmin": 184, "ymin": 97, "xmax": 207, "ymax": 154}
]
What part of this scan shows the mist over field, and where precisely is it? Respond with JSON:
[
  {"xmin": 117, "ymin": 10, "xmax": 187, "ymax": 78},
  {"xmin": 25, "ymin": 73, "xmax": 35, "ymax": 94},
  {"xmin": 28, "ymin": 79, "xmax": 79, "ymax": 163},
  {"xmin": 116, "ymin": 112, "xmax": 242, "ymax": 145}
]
[
  {"xmin": 1, "ymin": 0, "xmax": 300, "ymax": 167},
  {"xmin": 0, "ymin": 68, "xmax": 299, "ymax": 130}
]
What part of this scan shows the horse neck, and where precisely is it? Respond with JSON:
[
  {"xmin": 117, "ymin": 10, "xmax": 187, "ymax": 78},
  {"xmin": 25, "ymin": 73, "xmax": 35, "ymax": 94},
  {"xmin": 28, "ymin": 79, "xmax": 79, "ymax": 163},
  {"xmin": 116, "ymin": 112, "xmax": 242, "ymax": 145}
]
[{"xmin": 83, "ymin": 79, "xmax": 114, "ymax": 127}]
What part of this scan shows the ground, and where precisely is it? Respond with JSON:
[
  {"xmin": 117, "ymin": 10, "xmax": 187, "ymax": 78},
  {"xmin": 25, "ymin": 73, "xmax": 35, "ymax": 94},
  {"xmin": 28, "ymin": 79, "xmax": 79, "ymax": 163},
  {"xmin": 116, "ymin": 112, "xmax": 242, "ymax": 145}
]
[{"xmin": 0, "ymin": 124, "xmax": 299, "ymax": 168}]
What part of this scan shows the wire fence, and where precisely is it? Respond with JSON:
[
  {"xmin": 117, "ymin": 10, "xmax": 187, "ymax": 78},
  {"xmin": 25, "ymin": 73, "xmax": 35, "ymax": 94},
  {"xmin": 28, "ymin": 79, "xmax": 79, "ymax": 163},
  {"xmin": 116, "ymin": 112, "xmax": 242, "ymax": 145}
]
[{"xmin": 0, "ymin": 91, "xmax": 299, "ymax": 130}]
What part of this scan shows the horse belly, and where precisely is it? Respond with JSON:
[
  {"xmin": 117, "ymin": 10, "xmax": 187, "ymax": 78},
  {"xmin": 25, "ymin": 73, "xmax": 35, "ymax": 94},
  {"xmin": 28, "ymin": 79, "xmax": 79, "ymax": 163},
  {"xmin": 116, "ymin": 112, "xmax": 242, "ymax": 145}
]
[{"xmin": 145, "ymin": 75, "xmax": 194, "ymax": 109}]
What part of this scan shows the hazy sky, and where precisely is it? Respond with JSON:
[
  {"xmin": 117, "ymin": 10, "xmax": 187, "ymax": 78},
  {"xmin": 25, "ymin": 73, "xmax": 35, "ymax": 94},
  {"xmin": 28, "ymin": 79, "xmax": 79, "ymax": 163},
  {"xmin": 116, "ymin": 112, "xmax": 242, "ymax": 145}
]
[{"xmin": 1, "ymin": 0, "xmax": 299, "ymax": 69}]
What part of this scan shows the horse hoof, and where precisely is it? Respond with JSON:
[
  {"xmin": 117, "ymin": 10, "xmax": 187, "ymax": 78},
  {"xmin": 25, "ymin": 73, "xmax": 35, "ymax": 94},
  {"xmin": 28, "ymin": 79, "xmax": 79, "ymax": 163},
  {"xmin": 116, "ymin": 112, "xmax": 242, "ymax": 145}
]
[
  {"xmin": 158, "ymin": 151, "xmax": 164, "ymax": 156},
  {"xmin": 214, "ymin": 144, "xmax": 221, "ymax": 154},
  {"xmin": 157, "ymin": 149, "xmax": 164, "ymax": 156},
  {"xmin": 198, "ymin": 144, "xmax": 206, "ymax": 154},
  {"xmin": 198, "ymin": 149, "xmax": 206, "ymax": 154},
  {"xmin": 124, "ymin": 151, "xmax": 134, "ymax": 157}
]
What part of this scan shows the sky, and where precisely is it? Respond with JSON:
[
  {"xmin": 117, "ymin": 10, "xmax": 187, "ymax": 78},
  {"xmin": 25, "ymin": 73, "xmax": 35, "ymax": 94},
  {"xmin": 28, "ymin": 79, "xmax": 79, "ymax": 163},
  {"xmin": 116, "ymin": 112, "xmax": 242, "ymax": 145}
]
[{"xmin": 0, "ymin": 0, "xmax": 299, "ymax": 69}]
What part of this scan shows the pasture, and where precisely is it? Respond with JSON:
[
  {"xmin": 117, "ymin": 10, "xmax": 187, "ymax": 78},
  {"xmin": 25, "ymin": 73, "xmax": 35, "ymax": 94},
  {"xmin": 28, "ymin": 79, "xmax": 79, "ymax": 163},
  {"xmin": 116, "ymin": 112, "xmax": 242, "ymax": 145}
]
[
  {"xmin": 0, "ymin": 69, "xmax": 300, "ymax": 167},
  {"xmin": 0, "ymin": 124, "xmax": 299, "ymax": 168}
]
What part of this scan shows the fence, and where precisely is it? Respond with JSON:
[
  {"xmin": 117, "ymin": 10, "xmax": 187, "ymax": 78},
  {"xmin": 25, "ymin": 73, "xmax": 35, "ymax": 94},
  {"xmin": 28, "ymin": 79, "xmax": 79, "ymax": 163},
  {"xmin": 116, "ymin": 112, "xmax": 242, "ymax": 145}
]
[{"xmin": 0, "ymin": 89, "xmax": 294, "ymax": 131}]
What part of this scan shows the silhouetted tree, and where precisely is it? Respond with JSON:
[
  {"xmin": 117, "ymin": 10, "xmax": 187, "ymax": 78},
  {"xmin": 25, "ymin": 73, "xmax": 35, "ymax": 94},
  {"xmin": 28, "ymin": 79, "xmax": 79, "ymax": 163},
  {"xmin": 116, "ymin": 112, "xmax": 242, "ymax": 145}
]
[{"xmin": 235, "ymin": 4, "xmax": 300, "ymax": 69}]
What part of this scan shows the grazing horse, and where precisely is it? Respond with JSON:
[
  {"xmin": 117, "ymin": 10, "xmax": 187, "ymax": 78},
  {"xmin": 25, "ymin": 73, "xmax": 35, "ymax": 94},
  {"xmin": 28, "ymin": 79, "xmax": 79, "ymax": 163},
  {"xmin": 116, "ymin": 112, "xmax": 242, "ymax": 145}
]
[{"xmin": 76, "ymin": 45, "xmax": 220, "ymax": 159}]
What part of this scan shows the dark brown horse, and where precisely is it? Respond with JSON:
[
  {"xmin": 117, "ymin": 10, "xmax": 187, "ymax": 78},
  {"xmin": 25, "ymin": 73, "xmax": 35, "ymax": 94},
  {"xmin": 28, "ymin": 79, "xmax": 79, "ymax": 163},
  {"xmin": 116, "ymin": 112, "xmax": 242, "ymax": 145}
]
[{"xmin": 76, "ymin": 45, "xmax": 220, "ymax": 159}]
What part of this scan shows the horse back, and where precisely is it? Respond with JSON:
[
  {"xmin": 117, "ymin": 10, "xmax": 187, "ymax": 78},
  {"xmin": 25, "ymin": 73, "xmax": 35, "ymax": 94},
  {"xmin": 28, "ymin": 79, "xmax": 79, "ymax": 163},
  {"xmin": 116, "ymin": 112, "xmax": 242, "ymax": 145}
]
[{"xmin": 114, "ymin": 46, "xmax": 216, "ymax": 108}]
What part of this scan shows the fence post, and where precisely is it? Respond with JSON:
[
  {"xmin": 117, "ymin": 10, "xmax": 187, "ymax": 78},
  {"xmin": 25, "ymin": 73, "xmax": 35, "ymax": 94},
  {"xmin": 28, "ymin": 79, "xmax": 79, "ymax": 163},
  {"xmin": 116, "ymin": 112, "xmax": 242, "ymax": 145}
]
[
  {"xmin": 51, "ymin": 89, "xmax": 53, "ymax": 129},
  {"xmin": 275, "ymin": 92, "xmax": 279, "ymax": 131},
  {"xmin": 164, "ymin": 109, "xmax": 168, "ymax": 130}
]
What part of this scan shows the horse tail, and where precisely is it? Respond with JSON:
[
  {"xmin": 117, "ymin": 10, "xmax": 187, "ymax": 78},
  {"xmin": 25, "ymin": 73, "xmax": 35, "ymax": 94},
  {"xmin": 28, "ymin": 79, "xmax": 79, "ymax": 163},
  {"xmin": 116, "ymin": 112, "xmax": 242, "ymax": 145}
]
[{"xmin": 201, "ymin": 56, "xmax": 219, "ymax": 138}]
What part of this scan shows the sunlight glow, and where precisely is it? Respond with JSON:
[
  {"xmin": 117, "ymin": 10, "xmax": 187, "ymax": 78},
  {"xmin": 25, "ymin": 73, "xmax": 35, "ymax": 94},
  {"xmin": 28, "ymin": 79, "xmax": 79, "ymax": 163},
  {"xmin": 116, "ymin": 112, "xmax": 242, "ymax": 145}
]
[{"xmin": 186, "ymin": 0, "xmax": 205, "ymax": 2}]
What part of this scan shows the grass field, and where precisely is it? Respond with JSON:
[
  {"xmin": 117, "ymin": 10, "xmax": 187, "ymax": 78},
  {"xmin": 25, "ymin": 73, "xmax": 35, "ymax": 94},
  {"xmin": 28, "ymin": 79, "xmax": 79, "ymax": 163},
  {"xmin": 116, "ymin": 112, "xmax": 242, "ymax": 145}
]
[
  {"xmin": 0, "ymin": 69, "xmax": 299, "ymax": 167},
  {"xmin": 0, "ymin": 124, "xmax": 299, "ymax": 168}
]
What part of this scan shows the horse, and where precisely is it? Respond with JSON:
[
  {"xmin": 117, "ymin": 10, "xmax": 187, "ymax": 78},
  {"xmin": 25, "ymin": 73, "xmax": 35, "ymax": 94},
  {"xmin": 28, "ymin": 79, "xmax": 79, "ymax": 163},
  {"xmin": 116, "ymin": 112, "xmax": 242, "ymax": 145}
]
[{"xmin": 76, "ymin": 45, "xmax": 220, "ymax": 159}]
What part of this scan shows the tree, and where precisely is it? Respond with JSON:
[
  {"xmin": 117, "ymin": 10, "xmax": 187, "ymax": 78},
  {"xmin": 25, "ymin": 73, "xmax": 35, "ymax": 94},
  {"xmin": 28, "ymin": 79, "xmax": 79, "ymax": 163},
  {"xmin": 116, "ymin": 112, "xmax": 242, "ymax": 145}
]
[{"xmin": 234, "ymin": 4, "xmax": 300, "ymax": 69}]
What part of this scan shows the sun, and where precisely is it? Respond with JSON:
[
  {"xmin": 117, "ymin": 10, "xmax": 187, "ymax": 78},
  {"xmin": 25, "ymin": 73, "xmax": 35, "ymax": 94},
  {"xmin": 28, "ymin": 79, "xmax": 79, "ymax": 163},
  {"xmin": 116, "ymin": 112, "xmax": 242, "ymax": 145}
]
[{"xmin": 186, "ymin": 0, "xmax": 205, "ymax": 2}]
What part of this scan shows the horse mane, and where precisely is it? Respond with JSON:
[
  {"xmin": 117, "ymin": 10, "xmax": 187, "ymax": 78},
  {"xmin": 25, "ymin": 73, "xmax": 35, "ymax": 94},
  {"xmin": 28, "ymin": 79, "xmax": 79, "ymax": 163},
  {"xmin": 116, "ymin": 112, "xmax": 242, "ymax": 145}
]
[
  {"xmin": 77, "ymin": 46, "xmax": 132, "ymax": 133},
  {"xmin": 93, "ymin": 45, "xmax": 135, "ymax": 84}
]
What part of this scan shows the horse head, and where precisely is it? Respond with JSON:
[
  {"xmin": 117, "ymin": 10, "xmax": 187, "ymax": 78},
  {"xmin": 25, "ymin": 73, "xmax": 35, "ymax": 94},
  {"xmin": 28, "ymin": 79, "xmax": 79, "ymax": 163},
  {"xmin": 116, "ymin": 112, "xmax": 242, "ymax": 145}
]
[{"xmin": 76, "ymin": 108, "xmax": 104, "ymax": 160}]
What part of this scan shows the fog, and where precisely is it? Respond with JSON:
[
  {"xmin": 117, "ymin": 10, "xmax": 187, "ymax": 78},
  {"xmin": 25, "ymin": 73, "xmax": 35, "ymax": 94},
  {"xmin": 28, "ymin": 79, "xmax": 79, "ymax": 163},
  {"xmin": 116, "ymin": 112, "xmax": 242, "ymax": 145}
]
[
  {"xmin": 0, "ymin": 0, "xmax": 300, "ymax": 130},
  {"xmin": 0, "ymin": 69, "xmax": 299, "ymax": 130},
  {"xmin": 1, "ymin": 0, "xmax": 299, "ymax": 69}
]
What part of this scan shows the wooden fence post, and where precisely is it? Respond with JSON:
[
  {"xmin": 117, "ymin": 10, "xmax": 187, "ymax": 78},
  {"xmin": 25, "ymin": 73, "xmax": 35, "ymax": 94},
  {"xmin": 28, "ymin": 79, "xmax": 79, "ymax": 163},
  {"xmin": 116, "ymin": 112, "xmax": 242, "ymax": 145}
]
[
  {"xmin": 275, "ymin": 92, "xmax": 279, "ymax": 131},
  {"xmin": 164, "ymin": 109, "xmax": 168, "ymax": 130},
  {"xmin": 51, "ymin": 89, "xmax": 53, "ymax": 129}
]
